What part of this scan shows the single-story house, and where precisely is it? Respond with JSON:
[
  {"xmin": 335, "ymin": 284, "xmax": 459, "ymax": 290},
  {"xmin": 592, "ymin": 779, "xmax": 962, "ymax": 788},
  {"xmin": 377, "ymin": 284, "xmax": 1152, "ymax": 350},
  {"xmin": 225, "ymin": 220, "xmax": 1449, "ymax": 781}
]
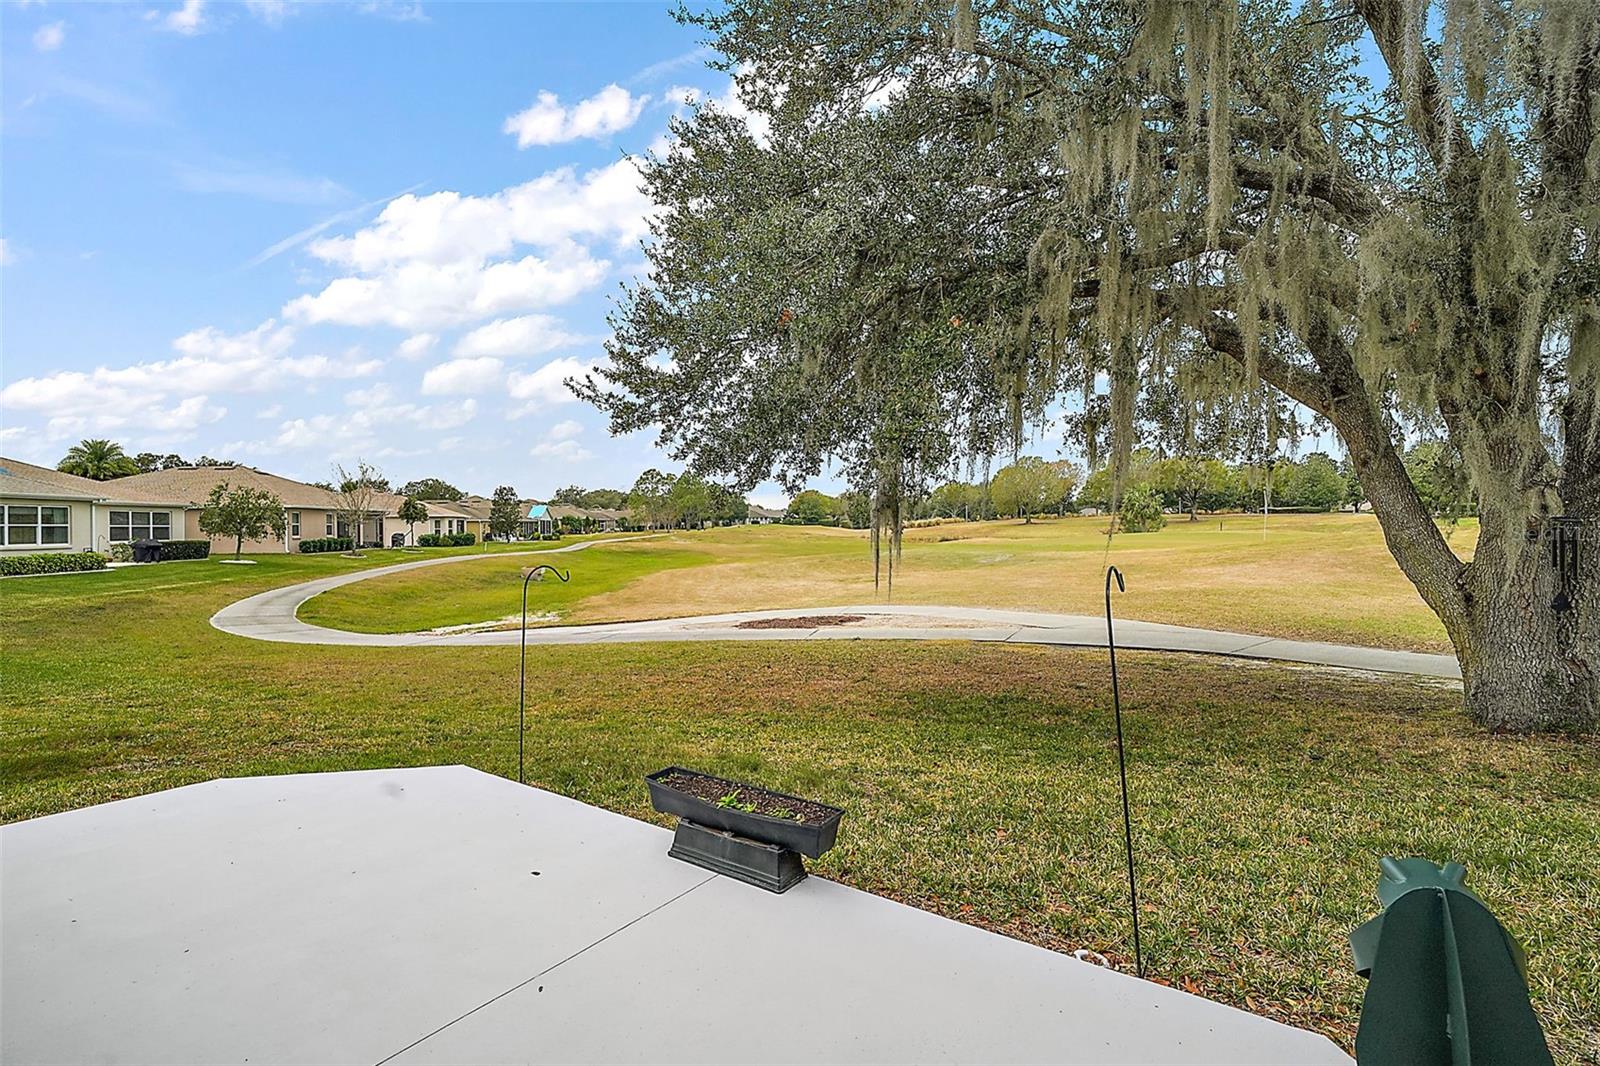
[
  {"xmin": 522, "ymin": 503, "xmax": 554, "ymax": 539},
  {"xmin": 0, "ymin": 457, "xmax": 189, "ymax": 556},
  {"xmin": 747, "ymin": 504, "xmax": 785, "ymax": 524},
  {"xmin": 546, "ymin": 504, "xmax": 625, "ymax": 533},
  {"xmin": 102, "ymin": 464, "xmax": 379, "ymax": 554}
]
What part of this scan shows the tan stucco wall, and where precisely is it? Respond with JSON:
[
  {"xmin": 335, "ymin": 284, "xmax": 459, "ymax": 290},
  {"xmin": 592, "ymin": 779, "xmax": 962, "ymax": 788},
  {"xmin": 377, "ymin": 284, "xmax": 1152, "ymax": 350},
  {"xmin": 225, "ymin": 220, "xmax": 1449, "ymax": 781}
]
[
  {"xmin": 185, "ymin": 508, "xmax": 402, "ymax": 554},
  {"xmin": 0, "ymin": 498, "xmax": 95, "ymax": 553}
]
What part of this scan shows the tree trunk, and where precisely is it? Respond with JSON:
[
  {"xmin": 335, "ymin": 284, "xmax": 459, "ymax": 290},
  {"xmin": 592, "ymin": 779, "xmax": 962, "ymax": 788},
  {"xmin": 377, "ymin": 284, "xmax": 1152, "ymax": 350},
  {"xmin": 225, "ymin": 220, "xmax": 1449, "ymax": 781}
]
[{"xmin": 1448, "ymin": 517, "xmax": 1599, "ymax": 732}]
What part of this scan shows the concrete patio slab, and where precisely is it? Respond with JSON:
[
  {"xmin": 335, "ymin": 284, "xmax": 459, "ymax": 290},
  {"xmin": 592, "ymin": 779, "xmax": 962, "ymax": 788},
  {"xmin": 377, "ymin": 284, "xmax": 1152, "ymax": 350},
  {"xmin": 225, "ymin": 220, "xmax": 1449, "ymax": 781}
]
[
  {"xmin": 391, "ymin": 868, "xmax": 1348, "ymax": 1066},
  {"xmin": 2, "ymin": 766, "xmax": 1350, "ymax": 1066}
]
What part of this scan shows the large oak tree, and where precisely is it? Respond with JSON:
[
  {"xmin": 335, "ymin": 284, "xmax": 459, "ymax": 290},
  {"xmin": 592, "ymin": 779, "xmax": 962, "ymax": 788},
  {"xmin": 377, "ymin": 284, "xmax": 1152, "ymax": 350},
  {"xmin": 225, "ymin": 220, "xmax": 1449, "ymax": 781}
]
[{"xmin": 590, "ymin": 0, "xmax": 1599, "ymax": 732}]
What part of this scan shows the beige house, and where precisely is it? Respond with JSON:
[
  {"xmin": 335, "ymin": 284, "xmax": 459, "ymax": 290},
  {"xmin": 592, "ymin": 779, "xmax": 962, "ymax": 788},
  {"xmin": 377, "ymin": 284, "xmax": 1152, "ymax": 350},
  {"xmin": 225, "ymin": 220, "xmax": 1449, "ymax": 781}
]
[
  {"xmin": 106, "ymin": 464, "xmax": 449, "ymax": 553},
  {"xmin": 0, "ymin": 457, "xmax": 188, "ymax": 555}
]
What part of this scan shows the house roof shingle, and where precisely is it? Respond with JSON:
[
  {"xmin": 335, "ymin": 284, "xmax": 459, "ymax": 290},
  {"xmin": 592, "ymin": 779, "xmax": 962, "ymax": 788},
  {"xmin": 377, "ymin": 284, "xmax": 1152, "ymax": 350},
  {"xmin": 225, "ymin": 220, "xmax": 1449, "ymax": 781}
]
[
  {"xmin": 0, "ymin": 456, "xmax": 188, "ymax": 504},
  {"xmin": 104, "ymin": 465, "xmax": 345, "ymax": 508}
]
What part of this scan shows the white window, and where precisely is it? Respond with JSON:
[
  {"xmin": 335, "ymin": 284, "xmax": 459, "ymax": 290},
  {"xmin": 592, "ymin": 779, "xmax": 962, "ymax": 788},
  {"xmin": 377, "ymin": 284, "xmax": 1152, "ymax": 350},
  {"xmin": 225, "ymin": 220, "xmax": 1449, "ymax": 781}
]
[
  {"xmin": 290, "ymin": 511, "xmax": 301, "ymax": 537},
  {"xmin": 108, "ymin": 510, "xmax": 171, "ymax": 543},
  {"xmin": 2, "ymin": 505, "xmax": 70, "ymax": 546},
  {"xmin": 325, "ymin": 513, "xmax": 334, "ymax": 536},
  {"xmin": 433, "ymin": 519, "xmax": 442, "ymax": 534}
]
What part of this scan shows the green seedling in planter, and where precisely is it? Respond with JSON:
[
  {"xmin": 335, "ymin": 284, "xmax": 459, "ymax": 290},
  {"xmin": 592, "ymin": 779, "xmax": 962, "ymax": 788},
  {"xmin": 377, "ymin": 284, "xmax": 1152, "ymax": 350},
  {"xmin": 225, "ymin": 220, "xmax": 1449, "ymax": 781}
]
[
  {"xmin": 716, "ymin": 791, "xmax": 757, "ymax": 813},
  {"xmin": 769, "ymin": 807, "xmax": 799, "ymax": 821}
]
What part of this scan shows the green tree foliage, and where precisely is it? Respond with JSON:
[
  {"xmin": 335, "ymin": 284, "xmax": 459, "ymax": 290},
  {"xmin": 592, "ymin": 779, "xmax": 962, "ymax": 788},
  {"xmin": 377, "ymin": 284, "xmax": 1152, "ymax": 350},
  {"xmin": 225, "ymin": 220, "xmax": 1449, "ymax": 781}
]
[
  {"xmin": 398, "ymin": 478, "xmax": 463, "ymax": 501},
  {"xmin": 489, "ymin": 486, "xmax": 523, "ymax": 540},
  {"xmin": 1118, "ymin": 486, "xmax": 1168, "ymax": 533},
  {"xmin": 198, "ymin": 482, "xmax": 286, "ymax": 559},
  {"xmin": 628, "ymin": 469, "xmax": 677, "ymax": 528},
  {"xmin": 836, "ymin": 490, "xmax": 872, "ymax": 528},
  {"xmin": 1403, "ymin": 442, "xmax": 1475, "ymax": 519},
  {"xmin": 56, "ymin": 439, "xmax": 139, "ymax": 480},
  {"xmin": 551, "ymin": 485, "xmax": 630, "ymax": 510},
  {"xmin": 589, "ymin": 0, "xmax": 1599, "ymax": 729},
  {"xmin": 785, "ymin": 490, "xmax": 835, "ymax": 525},
  {"xmin": 668, "ymin": 473, "xmax": 714, "ymax": 528},
  {"xmin": 1274, "ymin": 453, "xmax": 1348, "ymax": 512},
  {"xmin": 397, "ymin": 497, "xmax": 429, "ymax": 543},
  {"xmin": 706, "ymin": 483, "xmax": 750, "ymax": 525},
  {"xmin": 549, "ymin": 485, "xmax": 588, "ymax": 507},
  {"xmin": 580, "ymin": 488, "xmax": 629, "ymax": 510},
  {"xmin": 991, "ymin": 456, "xmax": 1072, "ymax": 521},
  {"xmin": 924, "ymin": 480, "xmax": 990, "ymax": 519},
  {"xmin": 131, "ymin": 452, "xmax": 187, "ymax": 474}
]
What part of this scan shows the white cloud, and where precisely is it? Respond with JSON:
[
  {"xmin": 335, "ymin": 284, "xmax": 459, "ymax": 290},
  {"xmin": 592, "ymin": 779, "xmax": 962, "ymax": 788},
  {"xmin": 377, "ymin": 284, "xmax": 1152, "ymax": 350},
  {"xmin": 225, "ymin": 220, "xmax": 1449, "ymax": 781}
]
[
  {"xmin": 546, "ymin": 419, "xmax": 583, "ymax": 441},
  {"xmin": 308, "ymin": 160, "xmax": 649, "ymax": 271},
  {"xmin": 285, "ymin": 246, "xmax": 606, "ymax": 330},
  {"xmin": 530, "ymin": 438, "xmax": 592, "ymax": 462},
  {"xmin": 504, "ymin": 84, "xmax": 647, "ymax": 147},
  {"xmin": 243, "ymin": 0, "xmax": 290, "ymax": 25},
  {"xmin": 666, "ymin": 69, "xmax": 772, "ymax": 145},
  {"xmin": 282, "ymin": 158, "xmax": 649, "ymax": 331},
  {"xmin": 396, "ymin": 333, "xmax": 437, "ymax": 360},
  {"xmin": 268, "ymin": 396, "xmax": 476, "ymax": 454},
  {"xmin": 257, "ymin": 403, "xmax": 283, "ymax": 419},
  {"xmin": 0, "ymin": 319, "xmax": 379, "ymax": 447},
  {"xmin": 420, "ymin": 356, "xmax": 503, "ymax": 395},
  {"xmin": 452, "ymin": 314, "xmax": 584, "ymax": 358},
  {"xmin": 506, "ymin": 356, "xmax": 593, "ymax": 411},
  {"xmin": 158, "ymin": 0, "xmax": 207, "ymax": 35},
  {"xmin": 33, "ymin": 21, "xmax": 66, "ymax": 52},
  {"xmin": 0, "ymin": 238, "xmax": 15, "ymax": 266},
  {"xmin": 530, "ymin": 415, "xmax": 593, "ymax": 461},
  {"xmin": 281, "ymin": 157, "xmax": 649, "ymax": 329}
]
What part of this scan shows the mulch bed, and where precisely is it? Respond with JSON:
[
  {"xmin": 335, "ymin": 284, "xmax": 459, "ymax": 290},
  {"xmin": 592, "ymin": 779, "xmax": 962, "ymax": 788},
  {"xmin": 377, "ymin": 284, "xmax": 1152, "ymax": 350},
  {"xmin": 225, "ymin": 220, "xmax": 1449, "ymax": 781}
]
[
  {"xmin": 734, "ymin": 614, "xmax": 866, "ymax": 630},
  {"xmin": 656, "ymin": 769, "xmax": 837, "ymax": 826}
]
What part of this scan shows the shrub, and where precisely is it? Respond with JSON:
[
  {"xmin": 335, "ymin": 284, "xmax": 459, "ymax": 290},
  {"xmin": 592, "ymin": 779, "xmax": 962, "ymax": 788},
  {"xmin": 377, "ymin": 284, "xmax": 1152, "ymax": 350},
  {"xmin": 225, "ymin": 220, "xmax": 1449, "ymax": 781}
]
[
  {"xmin": 418, "ymin": 532, "xmax": 477, "ymax": 547},
  {"xmin": 107, "ymin": 543, "xmax": 134, "ymax": 563},
  {"xmin": 298, "ymin": 536, "xmax": 353, "ymax": 554},
  {"xmin": 158, "ymin": 539, "xmax": 211, "ymax": 561},
  {"xmin": 1118, "ymin": 486, "xmax": 1168, "ymax": 533},
  {"xmin": 0, "ymin": 552, "xmax": 109, "ymax": 577}
]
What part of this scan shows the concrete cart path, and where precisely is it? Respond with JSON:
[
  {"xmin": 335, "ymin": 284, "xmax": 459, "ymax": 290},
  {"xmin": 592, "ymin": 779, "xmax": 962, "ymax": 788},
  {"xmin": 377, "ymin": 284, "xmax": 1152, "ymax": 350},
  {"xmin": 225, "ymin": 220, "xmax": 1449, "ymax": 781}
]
[
  {"xmin": 0, "ymin": 766, "xmax": 1351, "ymax": 1064},
  {"xmin": 210, "ymin": 548, "xmax": 1460, "ymax": 679}
]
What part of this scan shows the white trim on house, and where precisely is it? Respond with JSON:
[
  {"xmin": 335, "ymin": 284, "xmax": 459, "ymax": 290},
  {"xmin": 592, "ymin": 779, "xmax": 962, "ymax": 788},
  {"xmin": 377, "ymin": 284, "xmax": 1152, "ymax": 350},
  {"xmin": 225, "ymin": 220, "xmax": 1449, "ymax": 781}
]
[
  {"xmin": 1, "ymin": 502, "xmax": 73, "ymax": 549},
  {"xmin": 107, "ymin": 509, "xmax": 174, "ymax": 544}
]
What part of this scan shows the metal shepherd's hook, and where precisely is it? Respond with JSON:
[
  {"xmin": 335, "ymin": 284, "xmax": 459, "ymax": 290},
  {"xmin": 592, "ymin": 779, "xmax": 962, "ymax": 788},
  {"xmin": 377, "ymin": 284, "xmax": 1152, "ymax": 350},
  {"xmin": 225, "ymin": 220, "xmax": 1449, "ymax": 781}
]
[
  {"xmin": 1105, "ymin": 565, "xmax": 1143, "ymax": 978},
  {"xmin": 519, "ymin": 565, "xmax": 570, "ymax": 785}
]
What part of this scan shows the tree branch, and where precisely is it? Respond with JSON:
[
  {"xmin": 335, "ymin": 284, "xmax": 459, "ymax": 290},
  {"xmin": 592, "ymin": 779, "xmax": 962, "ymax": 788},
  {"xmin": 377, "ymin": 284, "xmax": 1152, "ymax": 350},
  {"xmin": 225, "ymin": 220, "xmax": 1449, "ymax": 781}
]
[{"xmin": 1355, "ymin": 0, "xmax": 1477, "ymax": 173}]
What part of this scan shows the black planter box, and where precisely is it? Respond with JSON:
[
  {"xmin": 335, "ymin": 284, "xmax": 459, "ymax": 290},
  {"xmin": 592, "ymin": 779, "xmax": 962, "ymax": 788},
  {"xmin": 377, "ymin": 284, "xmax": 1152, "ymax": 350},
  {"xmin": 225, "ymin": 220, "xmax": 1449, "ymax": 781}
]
[
  {"xmin": 668, "ymin": 820, "xmax": 807, "ymax": 893},
  {"xmin": 645, "ymin": 767, "xmax": 843, "ymax": 859}
]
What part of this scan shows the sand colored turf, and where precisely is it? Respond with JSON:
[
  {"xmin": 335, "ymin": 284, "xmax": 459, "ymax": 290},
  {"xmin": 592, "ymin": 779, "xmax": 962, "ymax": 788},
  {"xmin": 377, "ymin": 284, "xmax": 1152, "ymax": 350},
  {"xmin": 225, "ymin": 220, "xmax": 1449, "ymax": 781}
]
[{"xmin": 304, "ymin": 514, "xmax": 1475, "ymax": 652}]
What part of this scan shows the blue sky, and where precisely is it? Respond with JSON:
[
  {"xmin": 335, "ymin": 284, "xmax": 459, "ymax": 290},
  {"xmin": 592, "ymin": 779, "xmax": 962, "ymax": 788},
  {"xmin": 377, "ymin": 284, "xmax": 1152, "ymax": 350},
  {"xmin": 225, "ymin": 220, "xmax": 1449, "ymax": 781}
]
[
  {"xmin": 0, "ymin": 0, "xmax": 811, "ymax": 500},
  {"xmin": 2, "ymin": 1, "xmax": 1344, "ymax": 504}
]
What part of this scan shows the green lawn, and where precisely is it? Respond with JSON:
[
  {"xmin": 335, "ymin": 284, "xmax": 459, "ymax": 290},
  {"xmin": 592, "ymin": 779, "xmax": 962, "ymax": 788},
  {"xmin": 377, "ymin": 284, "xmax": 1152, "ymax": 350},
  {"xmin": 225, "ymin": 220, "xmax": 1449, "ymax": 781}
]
[
  {"xmin": 300, "ymin": 514, "xmax": 1473, "ymax": 652},
  {"xmin": 2, "ymin": 552, "xmax": 1595, "ymax": 1062},
  {"xmin": 298, "ymin": 536, "xmax": 711, "ymax": 633}
]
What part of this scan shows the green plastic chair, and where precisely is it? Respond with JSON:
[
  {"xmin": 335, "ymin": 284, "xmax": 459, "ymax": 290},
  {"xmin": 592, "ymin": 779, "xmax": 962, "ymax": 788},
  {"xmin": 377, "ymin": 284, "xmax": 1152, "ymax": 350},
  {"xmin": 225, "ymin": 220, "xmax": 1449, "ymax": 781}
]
[{"xmin": 1349, "ymin": 857, "xmax": 1553, "ymax": 1066}]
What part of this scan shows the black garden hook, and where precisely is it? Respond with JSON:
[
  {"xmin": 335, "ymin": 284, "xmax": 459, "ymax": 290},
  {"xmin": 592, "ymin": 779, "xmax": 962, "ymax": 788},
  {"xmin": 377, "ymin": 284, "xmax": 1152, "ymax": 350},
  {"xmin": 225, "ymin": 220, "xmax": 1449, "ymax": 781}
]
[
  {"xmin": 519, "ymin": 564, "xmax": 570, "ymax": 785},
  {"xmin": 1104, "ymin": 565, "xmax": 1143, "ymax": 978}
]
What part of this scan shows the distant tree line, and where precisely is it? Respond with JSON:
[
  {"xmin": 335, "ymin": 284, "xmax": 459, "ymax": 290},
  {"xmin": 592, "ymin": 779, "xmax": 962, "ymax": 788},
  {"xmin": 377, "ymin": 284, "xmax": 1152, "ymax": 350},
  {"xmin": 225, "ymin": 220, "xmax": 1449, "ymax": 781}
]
[
  {"xmin": 54, "ymin": 439, "xmax": 236, "ymax": 480},
  {"xmin": 626, "ymin": 470, "xmax": 749, "ymax": 529},
  {"xmin": 914, "ymin": 445, "xmax": 1473, "ymax": 525}
]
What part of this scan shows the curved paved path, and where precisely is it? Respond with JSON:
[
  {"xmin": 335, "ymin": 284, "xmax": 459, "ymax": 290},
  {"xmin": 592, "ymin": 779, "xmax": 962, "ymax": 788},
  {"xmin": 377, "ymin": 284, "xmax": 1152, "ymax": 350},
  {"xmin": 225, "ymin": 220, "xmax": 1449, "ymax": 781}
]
[{"xmin": 211, "ymin": 545, "xmax": 1460, "ymax": 679}]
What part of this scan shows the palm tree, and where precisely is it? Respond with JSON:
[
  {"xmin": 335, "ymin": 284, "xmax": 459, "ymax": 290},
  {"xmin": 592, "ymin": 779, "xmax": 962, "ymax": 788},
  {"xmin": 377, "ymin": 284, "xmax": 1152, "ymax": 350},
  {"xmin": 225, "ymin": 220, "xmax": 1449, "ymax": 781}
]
[{"xmin": 57, "ymin": 439, "xmax": 140, "ymax": 480}]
